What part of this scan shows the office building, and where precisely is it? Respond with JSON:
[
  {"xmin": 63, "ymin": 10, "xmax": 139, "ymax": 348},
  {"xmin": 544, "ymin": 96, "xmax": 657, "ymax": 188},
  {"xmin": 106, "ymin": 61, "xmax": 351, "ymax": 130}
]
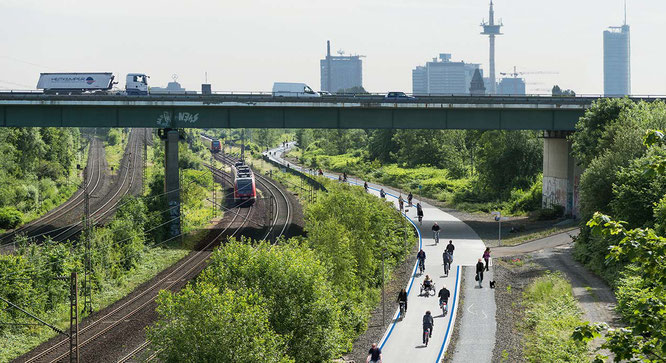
[
  {"xmin": 320, "ymin": 41, "xmax": 363, "ymax": 93},
  {"xmin": 412, "ymin": 53, "xmax": 482, "ymax": 95},
  {"xmin": 497, "ymin": 77, "xmax": 526, "ymax": 95},
  {"xmin": 603, "ymin": 18, "xmax": 631, "ymax": 95}
]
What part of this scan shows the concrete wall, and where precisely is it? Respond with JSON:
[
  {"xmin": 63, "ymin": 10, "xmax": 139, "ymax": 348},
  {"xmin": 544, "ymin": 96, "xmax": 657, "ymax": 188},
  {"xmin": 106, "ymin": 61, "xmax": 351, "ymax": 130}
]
[{"xmin": 542, "ymin": 134, "xmax": 582, "ymax": 217}]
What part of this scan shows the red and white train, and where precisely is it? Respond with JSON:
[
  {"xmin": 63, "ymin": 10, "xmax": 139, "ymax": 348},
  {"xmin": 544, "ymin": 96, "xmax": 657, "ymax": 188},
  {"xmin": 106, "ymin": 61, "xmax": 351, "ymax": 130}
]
[{"xmin": 232, "ymin": 162, "xmax": 256, "ymax": 205}]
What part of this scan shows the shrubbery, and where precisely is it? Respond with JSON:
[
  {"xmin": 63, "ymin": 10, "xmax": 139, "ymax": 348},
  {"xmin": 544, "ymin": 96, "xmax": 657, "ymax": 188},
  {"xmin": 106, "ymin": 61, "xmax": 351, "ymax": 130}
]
[
  {"xmin": 0, "ymin": 206, "xmax": 23, "ymax": 229},
  {"xmin": 149, "ymin": 182, "xmax": 415, "ymax": 361}
]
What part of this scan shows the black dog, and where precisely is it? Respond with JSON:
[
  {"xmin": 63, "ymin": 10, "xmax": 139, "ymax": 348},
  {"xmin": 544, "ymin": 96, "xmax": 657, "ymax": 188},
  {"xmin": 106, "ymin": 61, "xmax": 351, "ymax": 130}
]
[{"xmin": 489, "ymin": 280, "xmax": 496, "ymax": 289}]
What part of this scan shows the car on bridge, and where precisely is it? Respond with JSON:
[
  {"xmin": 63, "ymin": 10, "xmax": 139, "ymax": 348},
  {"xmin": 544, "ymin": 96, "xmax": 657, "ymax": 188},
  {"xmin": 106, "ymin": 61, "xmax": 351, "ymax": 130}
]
[{"xmin": 384, "ymin": 91, "xmax": 416, "ymax": 101}]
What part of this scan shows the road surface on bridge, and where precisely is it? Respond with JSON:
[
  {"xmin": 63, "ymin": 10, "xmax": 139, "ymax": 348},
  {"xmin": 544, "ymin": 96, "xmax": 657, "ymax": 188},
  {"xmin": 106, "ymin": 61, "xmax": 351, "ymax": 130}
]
[{"xmin": 265, "ymin": 143, "xmax": 490, "ymax": 362}]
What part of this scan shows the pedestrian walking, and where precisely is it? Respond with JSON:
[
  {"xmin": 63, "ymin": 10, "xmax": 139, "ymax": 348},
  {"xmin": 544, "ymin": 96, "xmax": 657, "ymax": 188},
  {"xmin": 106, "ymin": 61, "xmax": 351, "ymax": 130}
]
[
  {"xmin": 475, "ymin": 258, "xmax": 485, "ymax": 288},
  {"xmin": 483, "ymin": 247, "xmax": 491, "ymax": 271},
  {"xmin": 367, "ymin": 343, "xmax": 382, "ymax": 363},
  {"xmin": 398, "ymin": 194, "xmax": 404, "ymax": 212}
]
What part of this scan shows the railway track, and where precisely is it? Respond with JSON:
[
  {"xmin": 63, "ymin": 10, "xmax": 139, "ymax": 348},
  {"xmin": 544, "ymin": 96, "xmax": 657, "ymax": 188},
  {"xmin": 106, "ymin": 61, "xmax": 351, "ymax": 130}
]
[
  {"xmin": 213, "ymin": 152, "xmax": 293, "ymax": 242},
  {"xmin": 113, "ymin": 154, "xmax": 295, "ymax": 362},
  {"xmin": 0, "ymin": 137, "xmax": 104, "ymax": 250},
  {"xmin": 0, "ymin": 129, "xmax": 147, "ymax": 251},
  {"xmin": 19, "ymin": 169, "xmax": 253, "ymax": 363}
]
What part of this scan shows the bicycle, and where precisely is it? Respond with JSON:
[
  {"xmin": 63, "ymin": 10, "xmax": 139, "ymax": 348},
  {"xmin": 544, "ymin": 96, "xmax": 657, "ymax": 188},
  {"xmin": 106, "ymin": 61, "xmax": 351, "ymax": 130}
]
[
  {"xmin": 433, "ymin": 230, "xmax": 440, "ymax": 244},
  {"xmin": 423, "ymin": 326, "xmax": 432, "ymax": 346},
  {"xmin": 443, "ymin": 259, "xmax": 450, "ymax": 276},
  {"xmin": 440, "ymin": 300, "xmax": 448, "ymax": 317},
  {"xmin": 399, "ymin": 301, "xmax": 407, "ymax": 319},
  {"xmin": 418, "ymin": 259, "xmax": 425, "ymax": 275}
]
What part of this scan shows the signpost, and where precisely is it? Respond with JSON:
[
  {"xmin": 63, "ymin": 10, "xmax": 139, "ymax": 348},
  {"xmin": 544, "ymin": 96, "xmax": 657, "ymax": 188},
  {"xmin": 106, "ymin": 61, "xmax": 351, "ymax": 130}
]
[{"xmin": 491, "ymin": 211, "xmax": 507, "ymax": 246}]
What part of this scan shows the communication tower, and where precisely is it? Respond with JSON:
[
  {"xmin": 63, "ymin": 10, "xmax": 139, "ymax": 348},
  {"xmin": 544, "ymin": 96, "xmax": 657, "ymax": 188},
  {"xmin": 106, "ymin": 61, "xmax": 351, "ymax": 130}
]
[{"xmin": 481, "ymin": 1, "xmax": 503, "ymax": 94}]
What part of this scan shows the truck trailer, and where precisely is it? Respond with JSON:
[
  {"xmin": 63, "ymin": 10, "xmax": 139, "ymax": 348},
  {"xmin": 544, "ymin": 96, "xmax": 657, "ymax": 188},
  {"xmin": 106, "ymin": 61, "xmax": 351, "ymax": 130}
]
[{"xmin": 37, "ymin": 72, "xmax": 149, "ymax": 95}]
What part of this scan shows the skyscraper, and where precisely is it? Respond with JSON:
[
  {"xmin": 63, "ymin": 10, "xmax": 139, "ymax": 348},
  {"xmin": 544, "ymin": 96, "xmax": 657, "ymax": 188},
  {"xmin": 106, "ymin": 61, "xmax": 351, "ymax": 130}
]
[
  {"xmin": 412, "ymin": 54, "xmax": 482, "ymax": 95},
  {"xmin": 481, "ymin": 0, "xmax": 502, "ymax": 94},
  {"xmin": 320, "ymin": 41, "xmax": 363, "ymax": 93},
  {"xmin": 603, "ymin": 3, "xmax": 631, "ymax": 96}
]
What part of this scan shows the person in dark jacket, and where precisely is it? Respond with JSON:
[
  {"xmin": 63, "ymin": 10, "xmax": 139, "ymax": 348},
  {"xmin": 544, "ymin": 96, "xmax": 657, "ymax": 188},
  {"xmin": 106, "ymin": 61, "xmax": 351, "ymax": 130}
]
[
  {"xmin": 438, "ymin": 285, "xmax": 450, "ymax": 306},
  {"xmin": 367, "ymin": 343, "xmax": 382, "ymax": 363},
  {"xmin": 476, "ymin": 258, "xmax": 485, "ymax": 288},
  {"xmin": 397, "ymin": 288, "xmax": 408, "ymax": 312},
  {"xmin": 446, "ymin": 240, "xmax": 455, "ymax": 256},
  {"xmin": 422, "ymin": 311, "xmax": 434, "ymax": 344}
]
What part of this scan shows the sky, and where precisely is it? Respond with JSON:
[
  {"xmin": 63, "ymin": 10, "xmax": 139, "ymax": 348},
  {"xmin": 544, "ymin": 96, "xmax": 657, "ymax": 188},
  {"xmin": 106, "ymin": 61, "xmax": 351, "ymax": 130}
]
[{"xmin": 1, "ymin": 0, "xmax": 664, "ymax": 95}]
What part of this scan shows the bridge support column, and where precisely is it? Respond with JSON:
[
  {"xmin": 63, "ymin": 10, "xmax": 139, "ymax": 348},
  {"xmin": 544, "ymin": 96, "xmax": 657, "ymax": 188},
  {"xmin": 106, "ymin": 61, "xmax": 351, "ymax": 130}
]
[
  {"xmin": 164, "ymin": 129, "xmax": 181, "ymax": 237},
  {"xmin": 542, "ymin": 131, "xmax": 582, "ymax": 218}
]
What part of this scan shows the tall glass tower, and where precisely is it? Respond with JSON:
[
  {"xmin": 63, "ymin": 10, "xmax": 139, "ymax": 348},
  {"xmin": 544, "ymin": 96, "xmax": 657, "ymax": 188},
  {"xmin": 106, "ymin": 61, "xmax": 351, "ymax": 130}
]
[{"xmin": 603, "ymin": 4, "xmax": 630, "ymax": 96}]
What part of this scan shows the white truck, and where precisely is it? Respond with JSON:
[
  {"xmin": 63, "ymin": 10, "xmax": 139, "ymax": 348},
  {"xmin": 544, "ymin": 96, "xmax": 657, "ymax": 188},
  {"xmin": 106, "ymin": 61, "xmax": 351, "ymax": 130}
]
[
  {"xmin": 37, "ymin": 72, "xmax": 149, "ymax": 95},
  {"xmin": 272, "ymin": 82, "xmax": 321, "ymax": 98}
]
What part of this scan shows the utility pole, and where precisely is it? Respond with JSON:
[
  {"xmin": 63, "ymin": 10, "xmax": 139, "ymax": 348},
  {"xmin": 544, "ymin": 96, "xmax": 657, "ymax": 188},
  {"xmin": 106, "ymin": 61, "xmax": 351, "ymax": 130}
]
[
  {"xmin": 69, "ymin": 271, "xmax": 79, "ymax": 363},
  {"xmin": 83, "ymin": 163, "xmax": 92, "ymax": 314}
]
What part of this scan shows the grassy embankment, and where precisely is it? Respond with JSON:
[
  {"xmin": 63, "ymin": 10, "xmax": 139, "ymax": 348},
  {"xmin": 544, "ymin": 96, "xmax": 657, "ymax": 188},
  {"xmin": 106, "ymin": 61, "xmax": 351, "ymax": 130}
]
[{"xmin": 520, "ymin": 272, "xmax": 590, "ymax": 362}]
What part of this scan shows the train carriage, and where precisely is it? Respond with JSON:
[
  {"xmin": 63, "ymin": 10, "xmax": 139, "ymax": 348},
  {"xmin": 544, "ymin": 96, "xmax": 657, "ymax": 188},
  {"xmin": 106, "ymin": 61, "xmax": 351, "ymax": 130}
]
[{"xmin": 232, "ymin": 163, "xmax": 256, "ymax": 205}]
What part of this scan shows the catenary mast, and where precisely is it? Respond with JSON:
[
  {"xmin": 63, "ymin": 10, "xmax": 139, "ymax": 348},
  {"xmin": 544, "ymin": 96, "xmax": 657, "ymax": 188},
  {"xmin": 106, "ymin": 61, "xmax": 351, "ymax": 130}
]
[{"xmin": 481, "ymin": 0, "xmax": 503, "ymax": 94}]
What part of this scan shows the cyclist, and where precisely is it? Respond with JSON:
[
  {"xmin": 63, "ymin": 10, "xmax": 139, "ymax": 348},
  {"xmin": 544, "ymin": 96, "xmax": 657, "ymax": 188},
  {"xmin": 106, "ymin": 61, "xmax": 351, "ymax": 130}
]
[
  {"xmin": 446, "ymin": 240, "xmax": 455, "ymax": 256},
  {"xmin": 343, "ymin": 172, "xmax": 348, "ymax": 182},
  {"xmin": 416, "ymin": 203, "xmax": 424, "ymax": 224},
  {"xmin": 442, "ymin": 249, "xmax": 453, "ymax": 276},
  {"xmin": 364, "ymin": 181, "xmax": 369, "ymax": 192},
  {"xmin": 431, "ymin": 222, "xmax": 441, "ymax": 244},
  {"xmin": 380, "ymin": 188, "xmax": 386, "ymax": 199},
  {"xmin": 417, "ymin": 249, "xmax": 426, "ymax": 273},
  {"xmin": 438, "ymin": 285, "xmax": 451, "ymax": 315},
  {"xmin": 407, "ymin": 192, "xmax": 413, "ymax": 206},
  {"xmin": 422, "ymin": 311, "xmax": 434, "ymax": 345},
  {"xmin": 398, "ymin": 195, "xmax": 404, "ymax": 212},
  {"xmin": 397, "ymin": 288, "xmax": 408, "ymax": 313},
  {"xmin": 367, "ymin": 343, "xmax": 382, "ymax": 363}
]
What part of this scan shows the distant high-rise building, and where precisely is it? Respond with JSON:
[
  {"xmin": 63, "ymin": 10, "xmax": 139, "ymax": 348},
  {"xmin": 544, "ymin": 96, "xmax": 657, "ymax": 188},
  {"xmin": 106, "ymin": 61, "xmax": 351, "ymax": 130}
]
[
  {"xmin": 320, "ymin": 41, "xmax": 363, "ymax": 93},
  {"xmin": 497, "ymin": 77, "xmax": 526, "ymax": 95},
  {"xmin": 470, "ymin": 69, "xmax": 486, "ymax": 95},
  {"xmin": 412, "ymin": 53, "xmax": 482, "ymax": 95},
  {"xmin": 481, "ymin": 0, "xmax": 503, "ymax": 94},
  {"xmin": 603, "ymin": 4, "xmax": 630, "ymax": 96}
]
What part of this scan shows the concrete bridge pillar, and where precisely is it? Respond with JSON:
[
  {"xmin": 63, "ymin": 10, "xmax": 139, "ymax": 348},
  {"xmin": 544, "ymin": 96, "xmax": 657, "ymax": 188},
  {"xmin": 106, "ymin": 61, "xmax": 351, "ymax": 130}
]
[
  {"xmin": 164, "ymin": 129, "xmax": 181, "ymax": 237},
  {"xmin": 542, "ymin": 131, "xmax": 582, "ymax": 218}
]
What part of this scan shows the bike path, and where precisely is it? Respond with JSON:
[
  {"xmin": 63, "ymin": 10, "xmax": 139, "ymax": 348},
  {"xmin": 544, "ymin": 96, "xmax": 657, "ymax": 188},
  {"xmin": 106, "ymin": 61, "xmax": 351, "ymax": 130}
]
[{"xmin": 265, "ymin": 144, "xmax": 490, "ymax": 362}]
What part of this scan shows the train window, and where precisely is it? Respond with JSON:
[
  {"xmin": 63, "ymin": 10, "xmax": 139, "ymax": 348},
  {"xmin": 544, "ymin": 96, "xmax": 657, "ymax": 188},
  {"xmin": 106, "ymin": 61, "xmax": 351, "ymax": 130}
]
[{"xmin": 237, "ymin": 179, "xmax": 253, "ymax": 194}]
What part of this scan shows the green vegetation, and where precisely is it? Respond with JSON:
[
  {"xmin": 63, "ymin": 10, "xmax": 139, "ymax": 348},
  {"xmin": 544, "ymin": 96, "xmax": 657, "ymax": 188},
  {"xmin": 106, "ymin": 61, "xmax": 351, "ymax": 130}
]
[
  {"xmin": 148, "ymin": 181, "xmax": 415, "ymax": 362},
  {"xmin": 0, "ymin": 127, "xmax": 83, "ymax": 230},
  {"xmin": 102, "ymin": 128, "xmax": 127, "ymax": 174},
  {"xmin": 0, "ymin": 130, "xmax": 216, "ymax": 361},
  {"xmin": 569, "ymin": 99, "xmax": 666, "ymax": 362},
  {"xmin": 521, "ymin": 272, "xmax": 589, "ymax": 362},
  {"xmin": 289, "ymin": 128, "xmax": 546, "ymax": 215}
]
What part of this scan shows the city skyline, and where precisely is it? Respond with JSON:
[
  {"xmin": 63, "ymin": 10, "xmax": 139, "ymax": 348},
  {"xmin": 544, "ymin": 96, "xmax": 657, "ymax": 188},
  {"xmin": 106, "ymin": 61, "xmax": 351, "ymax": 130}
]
[{"xmin": 1, "ymin": 0, "xmax": 663, "ymax": 95}]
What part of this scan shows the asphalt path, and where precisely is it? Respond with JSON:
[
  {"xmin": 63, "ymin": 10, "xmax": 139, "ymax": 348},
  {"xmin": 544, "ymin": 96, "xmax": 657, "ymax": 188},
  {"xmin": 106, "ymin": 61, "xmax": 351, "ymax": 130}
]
[{"xmin": 265, "ymin": 144, "xmax": 489, "ymax": 362}]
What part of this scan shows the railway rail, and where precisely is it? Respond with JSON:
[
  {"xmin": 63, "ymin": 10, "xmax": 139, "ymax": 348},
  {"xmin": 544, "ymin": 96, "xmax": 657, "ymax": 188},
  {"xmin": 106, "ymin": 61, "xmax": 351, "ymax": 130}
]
[{"xmin": 19, "ymin": 170, "xmax": 252, "ymax": 363}]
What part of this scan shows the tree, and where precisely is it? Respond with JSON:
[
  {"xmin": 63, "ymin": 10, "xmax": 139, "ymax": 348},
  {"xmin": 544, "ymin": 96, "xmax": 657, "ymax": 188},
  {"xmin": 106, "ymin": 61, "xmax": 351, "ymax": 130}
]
[
  {"xmin": 367, "ymin": 129, "xmax": 398, "ymax": 163},
  {"xmin": 148, "ymin": 284, "xmax": 293, "ymax": 363},
  {"xmin": 336, "ymin": 86, "xmax": 368, "ymax": 94},
  {"xmin": 474, "ymin": 130, "xmax": 542, "ymax": 198}
]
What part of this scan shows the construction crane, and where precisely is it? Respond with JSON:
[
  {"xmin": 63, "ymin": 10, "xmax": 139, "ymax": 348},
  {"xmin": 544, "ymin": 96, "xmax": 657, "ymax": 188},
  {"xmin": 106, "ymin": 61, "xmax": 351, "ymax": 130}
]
[
  {"xmin": 336, "ymin": 49, "xmax": 366, "ymax": 58},
  {"xmin": 500, "ymin": 66, "xmax": 559, "ymax": 78}
]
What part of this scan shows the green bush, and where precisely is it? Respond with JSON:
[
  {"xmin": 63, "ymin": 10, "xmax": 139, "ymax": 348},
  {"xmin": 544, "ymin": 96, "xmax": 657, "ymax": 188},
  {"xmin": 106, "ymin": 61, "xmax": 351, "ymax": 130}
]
[{"xmin": 0, "ymin": 207, "xmax": 23, "ymax": 229}]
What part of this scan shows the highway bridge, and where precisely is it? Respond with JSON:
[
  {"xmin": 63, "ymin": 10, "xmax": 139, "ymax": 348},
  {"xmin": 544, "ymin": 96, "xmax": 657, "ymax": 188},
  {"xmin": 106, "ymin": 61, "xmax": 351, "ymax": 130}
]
[{"xmin": 1, "ymin": 93, "xmax": 661, "ymax": 130}]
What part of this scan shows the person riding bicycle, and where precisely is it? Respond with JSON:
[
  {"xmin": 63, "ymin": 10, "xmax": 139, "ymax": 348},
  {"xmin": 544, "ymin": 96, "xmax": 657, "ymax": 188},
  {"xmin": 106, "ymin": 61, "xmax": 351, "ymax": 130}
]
[
  {"xmin": 380, "ymin": 188, "xmax": 386, "ymax": 199},
  {"xmin": 432, "ymin": 222, "xmax": 441, "ymax": 243},
  {"xmin": 398, "ymin": 195, "xmax": 404, "ymax": 212},
  {"xmin": 417, "ymin": 249, "xmax": 426, "ymax": 270},
  {"xmin": 318, "ymin": 168, "xmax": 323, "ymax": 175},
  {"xmin": 408, "ymin": 192, "xmax": 413, "ymax": 206},
  {"xmin": 397, "ymin": 288, "xmax": 408, "ymax": 313},
  {"xmin": 343, "ymin": 172, "xmax": 348, "ymax": 182},
  {"xmin": 442, "ymin": 250, "xmax": 453, "ymax": 276},
  {"xmin": 422, "ymin": 311, "xmax": 434, "ymax": 344},
  {"xmin": 423, "ymin": 275, "xmax": 433, "ymax": 290},
  {"xmin": 364, "ymin": 181, "xmax": 369, "ymax": 192},
  {"xmin": 438, "ymin": 285, "xmax": 451, "ymax": 315},
  {"xmin": 446, "ymin": 240, "xmax": 455, "ymax": 256}
]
